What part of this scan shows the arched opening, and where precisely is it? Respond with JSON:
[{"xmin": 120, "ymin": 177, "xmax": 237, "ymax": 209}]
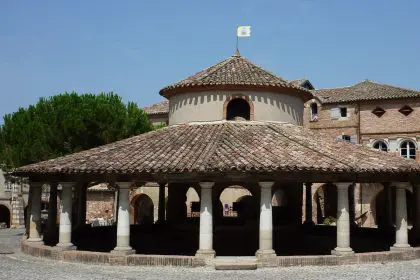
[
  {"xmin": 310, "ymin": 102, "xmax": 318, "ymax": 121},
  {"xmin": 185, "ymin": 187, "xmax": 200, "ymax": 218},
  {"xmin": 314, "ymin": 184, "xmax": 337, "ymax": 225},
  {"xmin": 272, "ymin": 188, "xmax": 290, "ymax": 225},
  {"xmin": 0, "ymin": 205, "xmax": 10, "ymax": 228},
  {"xmin": 226, "ymin": 98, "xmax": 250, "ymax": 120},
  {"xmin": 219, "ymin": 186, "xmax": 253, "ymax": 218},
  {"xmin": 375, "ymin": 188, "xmax": 414, "ymax": 227},
  {"xmin": 132, "ymin": 194, "xmax": 154, "ymax": 225},
  {"xmin": 373, "ymin": 140, "xmax": 388, "ymax": 152}
]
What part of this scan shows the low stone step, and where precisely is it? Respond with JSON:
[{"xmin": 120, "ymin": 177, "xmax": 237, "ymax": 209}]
[{"xmin": 214, "ymin": 257, "xmax": 258, "ymax": 270}]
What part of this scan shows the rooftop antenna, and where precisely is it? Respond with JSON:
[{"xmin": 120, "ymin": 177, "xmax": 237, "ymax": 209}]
[{"xmin": 236, "ymin": 25, "xmax": 251, "ymax": 56}]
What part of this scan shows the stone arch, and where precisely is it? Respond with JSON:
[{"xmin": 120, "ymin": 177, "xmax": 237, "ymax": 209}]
[
  {"xmin": 185, "ymin": 187, "xmax": 200, "ymax": 217},
  {"xmin": 0, "ymin": 204, "xmax": 11, "ymax": 228},
  {"xmin": 374, "ymin": 187, "xmax": 414, "ymax": 227},
  {"xmin": 223, "ymin": 95, "xmax": 254, "ymax": 120},
  {"xmin": 131, "ymin": 194, "xmax": 154, "ymax": 225},
  {"xmin": 219, "ymin": 185, "xmax": 252, "ymax": 217},
  {"xmin": 313, "ymin": 184, "xmax": 337, "ymax": 224}
]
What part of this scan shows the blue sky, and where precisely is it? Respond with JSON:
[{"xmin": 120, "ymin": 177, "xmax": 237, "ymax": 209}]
[{"xmin": 1, "ymin": 0, "xmax": 419, "ymax": 121}]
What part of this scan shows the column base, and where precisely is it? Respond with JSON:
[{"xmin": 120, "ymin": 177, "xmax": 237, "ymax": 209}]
[
  {"xmin": 111, "ymin": 247, "xmax": 135, "ymax": 255},
  {"xmin": 303, "ymin": 221, "xmax": 315, "ymax": 227},
  {"xmin": 27, "ymin": 237, "xmax": 43, "ymax": 243},
  {"xmin": 195, "ymin": 249, "xmax": 216, "ymax": 259},
  {"xmin": 255, "ymin": 249, "xmax": 276, "ymax": 259},
  {"xmin": 56, "ymin": 243, "xmax": 76, "ymax": 250},
  {"xmin": 390, "ymin": 245, "xmax": 412, "ymax": 251},
  {"xmin": 331, "ymin": 247, "xmax": 354, "ymax": 256}
]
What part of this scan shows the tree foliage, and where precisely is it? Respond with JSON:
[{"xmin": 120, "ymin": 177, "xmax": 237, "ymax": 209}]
[{"xmin": 0, "ymin": 92, "xmax": 153, "ymax": 169}]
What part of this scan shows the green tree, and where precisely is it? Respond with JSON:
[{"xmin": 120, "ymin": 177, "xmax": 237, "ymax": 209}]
[{"xmin": 0, "ymin": 92, "xmax": 153, "ymax": 169}]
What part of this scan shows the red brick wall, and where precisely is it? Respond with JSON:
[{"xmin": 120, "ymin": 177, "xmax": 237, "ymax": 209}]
[{"xmin": 360, "ymin": 99, "xmax": 420, "ymax": 135}]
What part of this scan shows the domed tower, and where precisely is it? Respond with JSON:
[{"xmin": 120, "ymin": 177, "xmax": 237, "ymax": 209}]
[{"xmin": 160, "ymin": 54, "xmax": 312, "ymax": 125}]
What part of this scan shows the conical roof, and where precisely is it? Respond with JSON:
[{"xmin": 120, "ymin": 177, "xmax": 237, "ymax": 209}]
[{"xmin": 160, "ymin": 55, "xmax": 312, "ymax": 101}]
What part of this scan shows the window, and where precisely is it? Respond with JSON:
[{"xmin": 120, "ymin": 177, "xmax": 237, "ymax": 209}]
[
  {"xmin": 331, "ymin": 107, "xmax": 348, "ymax": 120},
  {"xmin": 399, "ymin": 105, "xmax": 413, "ymax": 116},
  {"xmin": 373, "ymin": 140, "xmax": 388, "ymax": 152},
  {"xmin": 372, "ymin": 107, "xmax": 385, "ymax": 118},
  {"xmin": 310, "ymin": 103, "xmax": 318, "ymax": 121},
  {"xmin": 340, "ymin": 107, "xmax": 347, "ymax": 118},
  {"xmin": 226, "ymin": 98, "xmax": 251, "ymax": 120},
  {"xmin": 342, "ymin": 135, "xmax": 351, "ymax": 142},
  {"xmin": 400, "ymin": 140, "xmax": 416, "ymax": 159}
]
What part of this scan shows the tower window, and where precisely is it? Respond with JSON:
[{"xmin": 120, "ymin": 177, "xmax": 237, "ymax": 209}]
[
  {"xmin": 340, "ymin": 107, "xmax": 347, "ymax": 118},
  {"xmin": 226, "ymin": 98, "xmax": 251, "ymax": 120}
]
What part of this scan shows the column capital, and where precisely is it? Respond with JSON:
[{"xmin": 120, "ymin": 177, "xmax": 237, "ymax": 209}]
[
  {"xmin": 392, "ymin": 182, "xmax": 409, "ymax": 189},
  {"xmin": 116, "ymin": 182, "xmax": 133, "ymax": 189},
  {"xmin": 258, "ymin": 181, "xmax": 274, "ymax": 189},
  {"xmin": 59, "ymin": 182, "xmax": 75, "ymax": 189},
  {"xmin": 335, "ymin": 182, "xmax": 352, "ymax": 190},
  {"xmin": 199, "ymin": 182, "xmax": 214, "ymax": 189}
]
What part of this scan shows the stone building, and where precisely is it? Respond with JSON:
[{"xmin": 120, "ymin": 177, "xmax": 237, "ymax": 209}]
[{"xmin": 13, "ymin": 53, "xmax": 420, "ymax": 267}]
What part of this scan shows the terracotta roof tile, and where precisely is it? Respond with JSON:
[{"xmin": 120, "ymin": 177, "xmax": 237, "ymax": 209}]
[
  {"xmin": 14, "ymin": 121, "xmax": 420, "ymax": 180},
  {"xmin": 315, "ymin": 80, "xmax": 420, "ymax": 104},
  {"xmin": 159, "ymin": 55, "xmax": 312, "ymax": 100},
  {"xmin": 143, "ymin": 100, "xmax": 169, "ymax": 115}
]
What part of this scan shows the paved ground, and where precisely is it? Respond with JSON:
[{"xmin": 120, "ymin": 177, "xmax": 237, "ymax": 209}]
[{"xmin": 1, "ymin": 229, "xmax": 420, "ymax": 280}]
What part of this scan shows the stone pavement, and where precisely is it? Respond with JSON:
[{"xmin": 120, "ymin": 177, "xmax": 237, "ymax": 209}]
[{"xmin": 1, "ymin": 229, "xmax": 420, "ymax": 279}]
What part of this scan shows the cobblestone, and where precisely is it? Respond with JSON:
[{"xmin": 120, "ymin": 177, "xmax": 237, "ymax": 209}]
[{"xmin": 1, "ymin": 229, "xmax": 420, "ymax": 279}]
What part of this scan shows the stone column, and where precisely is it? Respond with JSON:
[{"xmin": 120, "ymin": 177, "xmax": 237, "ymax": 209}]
[
  {"xmin": 27, "ymin": 182, "xmax": 43, "ymax": 242},
  {"xmin": 331, "ymin": 182, "xmax": 354, "ymax": 255},
  {"xmin": 158, "ymin": 183, "xmax": 166, "ymax": 223},
  {"xmin": 256, "ymin": 182, "xmax": 276, "ymax": 258},
  {"xmin": 195, "ymin": 182, "xmax": 215, "ymax": 260},
  {"xmin": 304, "ymin": 183, "xmax": 314, "ymax": 225},
  {"xmin": 414, "ymin": 184, "xmax": 420, "ymax": 237},
  {"xmin": 57, "ymin": 182, "xmax": 75, "ymax": 249},
  {"xmin": 390, "ymin": 182, "xmax": 412, "ymax": 251},
  {"xmin": 76, "ymin": 184, "xmax": 87, "ymax": 228},
  {"xmin": 45, "ymin": 182, "xmax": 58, "ymax": 241},
  {"xmin": 112, "ymin": 182, "xmax": 135, "ymax": 255}
]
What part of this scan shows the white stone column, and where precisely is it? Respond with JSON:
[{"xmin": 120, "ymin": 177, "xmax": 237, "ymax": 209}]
[
  {"xmin": 112, "ymin": 182, "xmax": 135, "ymax": 255},
  {"xmin": 57, "ymin": 182, "xmax": 75, "ymax": 249},
  {"xmin": 331, "ymin": 182, "xmax": 354, "ymax": 255},
  {"xmin": 195, "ymin": 182, "xmax": 215, "ymax": 260},
  {"xmin": 256, "ymin": 182, "xmax": 276, "ymax": 258},
  {"xmin": 390, "ymin": 182, "xmax": 412, "ymax": 250},
  {"xmin": 27, "ymin": 182, "xmax": 42, "ymax": 242}
]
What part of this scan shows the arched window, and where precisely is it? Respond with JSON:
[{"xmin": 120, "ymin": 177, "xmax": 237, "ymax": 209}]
[
  {"xmin": 310, "ymin": 102, "xmax": 318, "ymax": 121},
  {"xmin": 373, "ymin": 140, "xmax": 388, "ymax": 152},
  {"xmin": 226, "ymin": 98, "xmax": 250, "ymax": 120},
  {"xmin": 400, "ymin": 140, "xmax": 416, "ymax": 159}
]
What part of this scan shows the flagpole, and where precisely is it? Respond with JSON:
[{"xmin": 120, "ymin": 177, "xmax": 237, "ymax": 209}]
[{"xmin": 235, "ymin": 25, "xmax": 240, "ymax": 56}]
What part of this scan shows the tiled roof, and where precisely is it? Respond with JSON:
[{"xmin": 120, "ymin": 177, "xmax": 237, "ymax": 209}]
[
  {"xmin": 143, "ymin": 100, "xmax": 169, "ymax": 115},
  {"xmin": 315, "ymin": 80, "xmax": 420, "ymax": 104},
  {"xmin": 289, "ymin": 79, "xmax": 314, "ymax": 90},
  {"xmin": 159, "ymin": 55, "xmax": 312, "ymax": 100},
  {"xmin": 14, "ymin": 121, "xmax": 420, "ymax": 181}
]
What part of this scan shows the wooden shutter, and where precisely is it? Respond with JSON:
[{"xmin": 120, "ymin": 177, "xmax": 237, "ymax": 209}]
[
  {"xmin": 331, "ymin": 108, "xmax": 340, "ymax": 120},
  {"xmin": 350, "ymin": 135, "xmax": 358, "ymax": 144}
]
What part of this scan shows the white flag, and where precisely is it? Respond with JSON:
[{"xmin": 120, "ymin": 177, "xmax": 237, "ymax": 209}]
[{"xmin": 237, "ymin": 26, "xmax": 251, "ymax": 37}]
